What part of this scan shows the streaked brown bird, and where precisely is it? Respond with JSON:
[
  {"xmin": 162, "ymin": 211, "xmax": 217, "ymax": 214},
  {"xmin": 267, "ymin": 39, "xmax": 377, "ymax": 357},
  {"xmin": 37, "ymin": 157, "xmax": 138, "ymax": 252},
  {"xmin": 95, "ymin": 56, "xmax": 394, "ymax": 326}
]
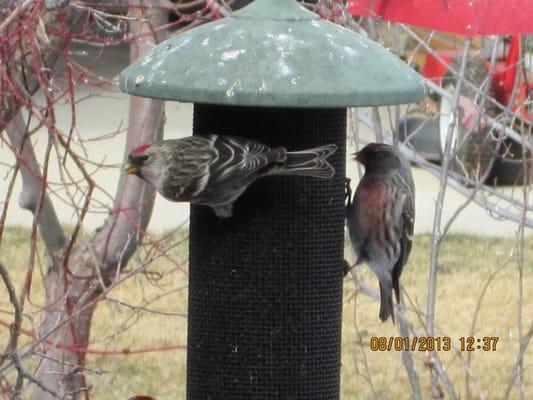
[
  {"xmin": 124, "ymin": 134, "xmax": 337, "ymax": 218},
  {"xmin": 346, "ymin": 143, "xmax": 415, "ymax": 323}
]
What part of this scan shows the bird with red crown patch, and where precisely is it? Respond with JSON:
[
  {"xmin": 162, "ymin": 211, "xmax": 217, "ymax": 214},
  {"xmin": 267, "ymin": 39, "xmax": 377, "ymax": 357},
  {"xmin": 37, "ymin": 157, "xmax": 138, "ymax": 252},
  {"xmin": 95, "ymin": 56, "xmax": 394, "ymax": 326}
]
[{"xmin": 124, "ymin": 134, "xmax": 337, "ymax": 218}]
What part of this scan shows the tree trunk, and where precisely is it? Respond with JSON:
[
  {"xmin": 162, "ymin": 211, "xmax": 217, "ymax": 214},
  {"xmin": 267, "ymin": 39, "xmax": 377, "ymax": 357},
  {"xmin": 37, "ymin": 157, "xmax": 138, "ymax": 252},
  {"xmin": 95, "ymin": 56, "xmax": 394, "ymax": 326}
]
[{"xmin": 30, "ymin": 3, "xmax": 168, "ymax": 398}]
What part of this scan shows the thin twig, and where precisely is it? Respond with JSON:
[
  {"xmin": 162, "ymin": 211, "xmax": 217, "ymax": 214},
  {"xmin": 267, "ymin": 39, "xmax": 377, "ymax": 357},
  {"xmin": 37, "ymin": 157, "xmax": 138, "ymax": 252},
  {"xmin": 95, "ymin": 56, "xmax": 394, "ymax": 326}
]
[
  {"xmin": 503, "ymin": 324, "xmax": 533, "ymax": 400},
  {"xmin": 465, "ymin": 265, "xmax": 506, "ymax": 399},
  {"xmin": 427, "ymin": 38, "xmax": 471, "ymax": 398},
  {"xmin": 0, "ymin": 261, "xmax": 23, "ymax": 396}
]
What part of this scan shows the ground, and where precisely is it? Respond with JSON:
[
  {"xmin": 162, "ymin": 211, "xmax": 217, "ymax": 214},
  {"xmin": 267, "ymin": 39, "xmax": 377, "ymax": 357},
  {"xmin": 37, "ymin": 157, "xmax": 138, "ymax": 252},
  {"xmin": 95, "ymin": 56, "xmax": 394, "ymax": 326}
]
[{"xmin": 0, "ymin": 228, "xmax": 532, "ymax": 399}]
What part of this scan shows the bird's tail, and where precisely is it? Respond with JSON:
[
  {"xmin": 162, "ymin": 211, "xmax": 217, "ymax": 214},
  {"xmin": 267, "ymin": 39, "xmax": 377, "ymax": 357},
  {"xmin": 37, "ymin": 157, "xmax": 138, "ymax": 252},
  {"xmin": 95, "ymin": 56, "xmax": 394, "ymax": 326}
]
[
  {"xmin": 379, "ymin": 279, "xmax": 395, "ymax": 323},
  {"xmin": 274, "ymin": 144, "xmax": 337, "ymax": 178}
]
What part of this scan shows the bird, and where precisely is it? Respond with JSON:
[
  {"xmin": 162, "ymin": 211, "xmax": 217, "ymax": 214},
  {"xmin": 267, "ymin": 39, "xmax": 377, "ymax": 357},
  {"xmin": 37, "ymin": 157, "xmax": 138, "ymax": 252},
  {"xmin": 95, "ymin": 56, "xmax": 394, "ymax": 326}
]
[
  {"xmin": 345, "ymin": 143, "xmax": 415, "ymax": 323},
  {"xmin": 124, "ymin": 134, "xmax": 337, "ymax": 218}
]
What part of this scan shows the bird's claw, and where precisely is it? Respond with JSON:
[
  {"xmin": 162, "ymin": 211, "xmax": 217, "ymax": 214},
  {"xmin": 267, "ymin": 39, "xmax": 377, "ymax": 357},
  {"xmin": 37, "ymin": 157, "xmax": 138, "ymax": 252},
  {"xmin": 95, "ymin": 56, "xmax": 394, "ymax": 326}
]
[
  {"xmin": 343, "ymin": 259, "xmax": 355, "ymax": 277},
  {"xmin": 345, "ymin": 178, "xmax": 352, "ymax": 204}
]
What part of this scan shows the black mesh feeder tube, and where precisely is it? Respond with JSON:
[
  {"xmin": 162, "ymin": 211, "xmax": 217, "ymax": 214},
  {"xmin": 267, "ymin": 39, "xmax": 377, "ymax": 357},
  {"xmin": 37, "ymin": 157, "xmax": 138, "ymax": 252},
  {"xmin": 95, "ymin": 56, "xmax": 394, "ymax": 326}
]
[
  {"xmin": 188, "ymin": 105, "xmax": 345, "ymax": 399},
  {"xmin": 119, "ymin": 0, "xmax": 425, "ymax": 399}
]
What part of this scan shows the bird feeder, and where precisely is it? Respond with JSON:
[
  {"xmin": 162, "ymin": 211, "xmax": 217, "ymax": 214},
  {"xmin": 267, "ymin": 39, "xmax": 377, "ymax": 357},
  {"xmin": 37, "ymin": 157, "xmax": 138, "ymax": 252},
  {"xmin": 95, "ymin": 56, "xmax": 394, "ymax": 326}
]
[{"xmin": 119, "ymin": 1, "xmax": 424, "ymax": 399}]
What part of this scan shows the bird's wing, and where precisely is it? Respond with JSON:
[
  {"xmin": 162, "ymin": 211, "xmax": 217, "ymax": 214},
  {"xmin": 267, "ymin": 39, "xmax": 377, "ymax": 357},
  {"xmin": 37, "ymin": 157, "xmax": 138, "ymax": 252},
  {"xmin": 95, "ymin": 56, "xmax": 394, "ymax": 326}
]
[
  {"xmin": 162, "ymin": 135, "xmax": 285, "ymax": 206},
  {"xmin": 391, "ymin": 184, "xmax": 415, "ymax": 303},
  {"xmin": 207, "ymin": 135, "xmax": 286, "ymax": 187}
]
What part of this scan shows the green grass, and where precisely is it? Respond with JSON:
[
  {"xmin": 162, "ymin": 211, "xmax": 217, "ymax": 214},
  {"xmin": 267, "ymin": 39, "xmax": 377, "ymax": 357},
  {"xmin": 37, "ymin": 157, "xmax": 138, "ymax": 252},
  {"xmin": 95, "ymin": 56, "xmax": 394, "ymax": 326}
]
[{"xmin": 1, "ymin": 228, "xmax": 532, "ymax": 399}]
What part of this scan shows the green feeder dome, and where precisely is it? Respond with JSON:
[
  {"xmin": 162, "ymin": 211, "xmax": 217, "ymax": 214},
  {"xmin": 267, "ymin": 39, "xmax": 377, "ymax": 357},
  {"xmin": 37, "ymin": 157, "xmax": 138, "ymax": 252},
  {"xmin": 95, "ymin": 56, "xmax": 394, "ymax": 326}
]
[{"xmin": 119, "ymin": 0, "xmax": 425, "ymax": 107}]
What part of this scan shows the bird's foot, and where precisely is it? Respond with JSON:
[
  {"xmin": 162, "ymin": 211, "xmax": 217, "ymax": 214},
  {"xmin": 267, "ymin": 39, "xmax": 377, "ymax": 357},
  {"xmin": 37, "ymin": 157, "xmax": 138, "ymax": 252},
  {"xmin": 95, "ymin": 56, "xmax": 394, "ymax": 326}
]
[
  {"xmin": 345, "ymin": 178, "xmax": 352, "ymax": 204},
  {"xmin": 343, "ymin": 259, "xmax": 356, "ymax": 277}
]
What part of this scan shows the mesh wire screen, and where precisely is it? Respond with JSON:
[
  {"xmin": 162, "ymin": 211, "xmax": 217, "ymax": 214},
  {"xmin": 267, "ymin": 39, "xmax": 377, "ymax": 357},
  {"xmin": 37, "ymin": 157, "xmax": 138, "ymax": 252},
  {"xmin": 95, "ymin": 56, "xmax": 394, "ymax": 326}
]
[{"xmin": 187, "ymin": 105, "xmax": 346, "ymax": 399}]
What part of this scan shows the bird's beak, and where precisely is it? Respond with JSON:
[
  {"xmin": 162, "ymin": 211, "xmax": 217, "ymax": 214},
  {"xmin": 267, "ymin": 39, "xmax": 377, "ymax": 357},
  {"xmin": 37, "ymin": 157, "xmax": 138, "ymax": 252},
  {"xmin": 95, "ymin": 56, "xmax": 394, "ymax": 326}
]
[
  {"xmin": 354, "ymin": 150, "xmax": 364, "ymax": 163},
  {"xmin": 123, "ymin": 161, "xmax": 138, "ymax": 175}
]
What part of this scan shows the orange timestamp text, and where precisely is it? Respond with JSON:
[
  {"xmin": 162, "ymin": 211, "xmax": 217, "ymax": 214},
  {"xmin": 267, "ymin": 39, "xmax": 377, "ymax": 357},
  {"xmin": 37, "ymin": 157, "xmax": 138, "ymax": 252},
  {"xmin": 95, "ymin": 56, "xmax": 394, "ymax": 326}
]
[{"xmin": 369, "ymin": 336, "xmax": 499, "ymax": 352}]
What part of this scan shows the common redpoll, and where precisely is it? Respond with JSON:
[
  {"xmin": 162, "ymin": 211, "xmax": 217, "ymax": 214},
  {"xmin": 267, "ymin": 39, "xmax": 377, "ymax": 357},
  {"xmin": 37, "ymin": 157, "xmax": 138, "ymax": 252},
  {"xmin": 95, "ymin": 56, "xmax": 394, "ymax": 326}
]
[
  {"xmin": 124, "ymin": 134, "xmax": 337, "ymax": 217},
  {"xmin": 346, "ymin": 143, "xmax": 415, "ymax": 323}
]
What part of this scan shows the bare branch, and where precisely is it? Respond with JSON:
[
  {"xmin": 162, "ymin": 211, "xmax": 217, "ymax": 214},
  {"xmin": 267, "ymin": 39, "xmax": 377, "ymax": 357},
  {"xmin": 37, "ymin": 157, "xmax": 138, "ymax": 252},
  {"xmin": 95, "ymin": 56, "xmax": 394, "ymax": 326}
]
[
  {"xmin": 397, "ymin": 313, "xmax": 422, "ymax": 400},
  {"xmin": 503, "ymin": 324, "xmax": 533, "ymax": 400},
  {"xmin": 427, "ymin": 44, "xmax": 472, "ymax": 365},
  {"xmin": 401, "ymin": 26, "xmax": 533, "ymax": 133},
  {"xmin": 30, "ymin": 1, "xmax": 168, "ymax": 397},
  {"xmin": 5, "ymin": 111, "xmax": 66, "ymax": 255},
  {"xmin": 352, "ymin": 278, "xmax": 459, "ymax": 399},
  {"xmin": 425, "ymin": 80, "xmax": 533, "ymax": 152},
  {"xmin": 356, "ymin": 113, "xmax": 533, "ymax": 228},
  {"xmin": 0, "ymin": 261, "xmax": 23, "ymax": 397},
  {"xmin": 90, "ymin": 0, "xmax": 167, "ymax": 273},
  {"xmin": 0, "ymin": 2, "xmax": 73, "ymax": 130},
  {"xmin": 512, "ymin": 119, "xmax": 532, "ymax": 400},
  {"xmin": 0, "ymin": 1, "xmax": 34, "ymax": 34},
  {"xmin": 45, "ymin": 0, "xmax": 69, "ymax": 11},
  {"xmin": 465, "ymin": 264, "xmax": 506, "ymax": 399}
]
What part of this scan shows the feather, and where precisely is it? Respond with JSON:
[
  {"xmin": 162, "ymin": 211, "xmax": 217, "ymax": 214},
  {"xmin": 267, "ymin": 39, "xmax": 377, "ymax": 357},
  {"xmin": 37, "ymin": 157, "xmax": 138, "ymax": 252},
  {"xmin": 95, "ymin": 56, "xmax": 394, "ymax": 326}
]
[{"xmin": 131, "ymin": 143, "xmax": 151, "ymax": 155}]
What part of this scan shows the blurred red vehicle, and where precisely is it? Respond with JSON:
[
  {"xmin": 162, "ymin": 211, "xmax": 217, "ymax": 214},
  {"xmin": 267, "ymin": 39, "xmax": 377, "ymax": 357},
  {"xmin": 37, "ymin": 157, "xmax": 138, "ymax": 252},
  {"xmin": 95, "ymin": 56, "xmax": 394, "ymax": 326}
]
[{"xmin": 348, "ymin": 0, "xmax": 533, "ymax": 185}]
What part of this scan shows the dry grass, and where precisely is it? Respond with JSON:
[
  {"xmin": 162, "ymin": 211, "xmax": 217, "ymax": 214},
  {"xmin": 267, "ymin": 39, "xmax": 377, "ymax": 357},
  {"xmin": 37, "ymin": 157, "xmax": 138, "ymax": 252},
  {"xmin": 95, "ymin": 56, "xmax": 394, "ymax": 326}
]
[
  {"xmin": 343, "ymin": 234, "xmax": 533, "ymax": 399},
  {"xmin": 1, "ymin": 228, "xmax": 532, "ymax": 399}
]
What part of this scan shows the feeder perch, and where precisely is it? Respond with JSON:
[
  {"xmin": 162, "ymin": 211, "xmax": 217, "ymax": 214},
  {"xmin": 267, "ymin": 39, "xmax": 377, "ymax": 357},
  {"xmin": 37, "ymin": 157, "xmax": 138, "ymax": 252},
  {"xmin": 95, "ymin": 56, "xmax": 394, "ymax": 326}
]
[{"xmin": 120, "ymin": 1, "xmax": 424, "ymax": 399}]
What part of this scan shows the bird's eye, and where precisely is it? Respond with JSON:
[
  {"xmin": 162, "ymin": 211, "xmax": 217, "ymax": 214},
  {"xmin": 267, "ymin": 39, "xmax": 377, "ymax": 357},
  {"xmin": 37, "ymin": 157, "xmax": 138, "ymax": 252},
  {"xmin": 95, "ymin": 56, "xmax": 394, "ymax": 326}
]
[{"xmin": 139, "ymin": 155, "xmax": 149, "ymax": 162}]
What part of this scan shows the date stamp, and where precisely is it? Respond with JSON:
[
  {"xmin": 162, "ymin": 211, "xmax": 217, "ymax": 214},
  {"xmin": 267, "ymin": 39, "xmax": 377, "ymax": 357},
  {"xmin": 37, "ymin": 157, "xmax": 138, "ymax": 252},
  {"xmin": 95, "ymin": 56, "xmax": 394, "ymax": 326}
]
[{"xmin": 369, "ymin": 336, "xmax": 499, "ymax": 352}]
